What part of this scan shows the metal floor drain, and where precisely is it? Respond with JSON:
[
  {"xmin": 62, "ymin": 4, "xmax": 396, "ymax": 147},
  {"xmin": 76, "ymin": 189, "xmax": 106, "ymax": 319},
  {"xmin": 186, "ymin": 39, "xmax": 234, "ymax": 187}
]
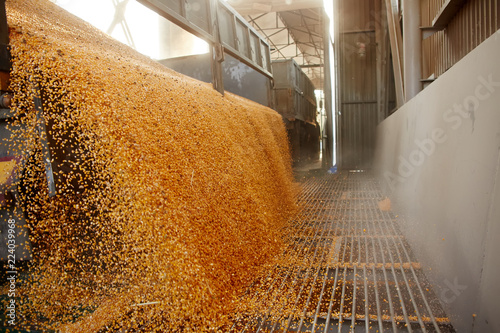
[{"xmin": 231, "ymin": 171, "xmax": 454, "ymax": 333}]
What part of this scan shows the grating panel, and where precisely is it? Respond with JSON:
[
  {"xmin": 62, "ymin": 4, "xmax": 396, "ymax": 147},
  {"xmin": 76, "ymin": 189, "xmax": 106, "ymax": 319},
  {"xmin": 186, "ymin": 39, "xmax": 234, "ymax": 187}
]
[{"xmin": 231, "ymin": 171, "xmax": 455, "ymax": 333}]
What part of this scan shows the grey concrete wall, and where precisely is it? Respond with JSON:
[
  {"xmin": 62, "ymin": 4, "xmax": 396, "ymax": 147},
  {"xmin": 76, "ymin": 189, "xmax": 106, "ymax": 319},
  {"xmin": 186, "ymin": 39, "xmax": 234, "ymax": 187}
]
[{"xmin": 374, "ymin": 31, "xmax": 500, "ymax": 332}]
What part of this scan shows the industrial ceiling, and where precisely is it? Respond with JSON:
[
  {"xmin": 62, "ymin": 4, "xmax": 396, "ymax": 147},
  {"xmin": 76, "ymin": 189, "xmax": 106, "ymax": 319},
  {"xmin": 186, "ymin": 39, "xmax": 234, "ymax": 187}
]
[{"xmin": 227, "ymin": 0, "xmax": 327, "ymax": 89}]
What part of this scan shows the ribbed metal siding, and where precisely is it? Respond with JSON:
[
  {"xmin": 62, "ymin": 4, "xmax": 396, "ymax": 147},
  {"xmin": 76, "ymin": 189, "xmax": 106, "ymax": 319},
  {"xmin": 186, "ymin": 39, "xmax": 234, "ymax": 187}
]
[
  {"xmin": 272, "ymin": 59, "xmax": 317, "ymax": 123},
  {"xmin": 337, "ymin": 0, "xmax": 378, "ymax": 170},
  {"xmin": 421, "ymin": 0, "xmax": 500, "ymax": 79},
  {"xmin": 340, "ymin": 104, "xmax": 378, "ymax": 169}
]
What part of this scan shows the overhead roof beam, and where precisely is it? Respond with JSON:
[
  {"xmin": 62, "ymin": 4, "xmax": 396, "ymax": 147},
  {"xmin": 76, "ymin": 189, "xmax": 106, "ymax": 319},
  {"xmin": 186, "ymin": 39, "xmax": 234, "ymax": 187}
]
[
  {"xmin": 247, "ymin": 13, "xmax": 292, "ymax": 60},
  {"xmin": 277, "ymin": 11, "xmax": 323, "ymax": 68},
  {"xmin": 298, "ymin": 11, "xmax": 322, "ymax": 58},
  {"xmin": 227, "ymin": 0, "xmax": 324, "ymax": 15}
]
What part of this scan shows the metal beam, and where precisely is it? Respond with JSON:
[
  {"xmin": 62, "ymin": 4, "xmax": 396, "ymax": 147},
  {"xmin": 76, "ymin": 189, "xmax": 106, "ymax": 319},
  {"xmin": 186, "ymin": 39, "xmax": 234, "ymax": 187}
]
[
  {"xmin": 138, "ymin": 0, "xmax": 274, "ymax": 94},
  {"xmin": 277, "ymin": 10, "xmax": 324, "ymax": 87},
  {"xmin": 247, "ymin": 14, "xmax": 291, "ymax": 60},
  {"xmin": 432, "ymin": 0, "xmax": 467, "ymax": 29},
  {"xmin": 375, "ymin": 0, "xmax": 390, "ymax": 122},
  {"xmin": 107, "ymin": 0, "xmax": 136, "ymax": 49},
  {"xmin": 403, "ymin": 0, "xmax": 421, "ymax": 101},
  {"xmin": 0, "ymin": 0, "xmax": 10, "ymax": 72},
  {"xmin": 227, "ymin": 0, "xmax": 324, "ymax": 15},
  {"xmin": 209, "ymin": 0, "xmax": 224, "ymax": 95},
  {"xmin": 384, "ymin": 0, "xmax": 405, "ymax": 108},
  {"xmin": 300, "ymin": 63, "xmax": 322, "ymax": 68},
  {"xmin": 323, "ymin": 4, "xmax": 335, "ymax": 169}
]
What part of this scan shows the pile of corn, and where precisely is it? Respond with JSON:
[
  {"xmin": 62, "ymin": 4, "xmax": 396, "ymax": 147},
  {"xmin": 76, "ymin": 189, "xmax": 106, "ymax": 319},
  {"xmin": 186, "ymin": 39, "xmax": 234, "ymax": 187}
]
[{"xmin": 4, "ymin": 0, "xmax": 297, "ymax": 331}]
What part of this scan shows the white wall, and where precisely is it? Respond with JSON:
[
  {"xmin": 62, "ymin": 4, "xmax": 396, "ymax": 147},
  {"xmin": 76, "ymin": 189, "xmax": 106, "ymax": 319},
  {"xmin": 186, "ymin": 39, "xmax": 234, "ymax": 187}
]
[{"xmin": 374, "ymin": 30, "xmax": 500, "ymax": 332}]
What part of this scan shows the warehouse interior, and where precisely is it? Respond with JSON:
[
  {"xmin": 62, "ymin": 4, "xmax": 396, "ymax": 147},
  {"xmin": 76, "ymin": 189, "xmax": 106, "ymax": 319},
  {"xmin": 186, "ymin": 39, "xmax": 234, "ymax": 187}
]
[{"xmin": 0, "ymin": 0, "xmax": 499, "ymax": 332}]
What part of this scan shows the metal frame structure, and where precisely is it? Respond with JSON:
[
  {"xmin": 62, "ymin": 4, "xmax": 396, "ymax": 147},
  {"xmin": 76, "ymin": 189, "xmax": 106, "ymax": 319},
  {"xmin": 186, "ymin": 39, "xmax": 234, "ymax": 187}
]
[
  {"xmin": 137, "ymin": 0, "xmax": 273, "ymax": 96},
  {"xmin": 139, "ymin": 0, "xmax": 334, "ymax": 168},
  {"xmin": 225, "ymin": 2, "xmax": 334, "ymax": 168},
  {"xmin": 236, "ymin": 7, "xmax": 325, "ymax": 89}
]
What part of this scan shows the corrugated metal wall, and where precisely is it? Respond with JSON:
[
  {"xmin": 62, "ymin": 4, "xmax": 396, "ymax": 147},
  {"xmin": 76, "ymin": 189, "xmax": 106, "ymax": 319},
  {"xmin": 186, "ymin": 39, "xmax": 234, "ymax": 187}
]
[
  {"xmin": 272, "ymin": 59, "xmax": 320, "ymax": 164},
  {"xmin": 336, "ymin": 0, "xmax": 498, "ymax": 169},
  {"xmin": 421, "ymin": 0, "xmax": 500, "ymax": 79},
  {"xmin": 337, "ymin": 0, "xmax": 380, "ymax": 169}
]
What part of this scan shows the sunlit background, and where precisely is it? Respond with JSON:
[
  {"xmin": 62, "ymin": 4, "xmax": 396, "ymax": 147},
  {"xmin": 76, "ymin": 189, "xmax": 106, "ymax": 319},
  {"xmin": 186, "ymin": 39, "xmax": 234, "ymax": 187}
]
[
  {"xmin": 52, "ymin": 0, "xmax": 336, "ymax": 167},
  {"xmin": 52, "ymin": 0, "xmax": 210, "ymax": 60}
]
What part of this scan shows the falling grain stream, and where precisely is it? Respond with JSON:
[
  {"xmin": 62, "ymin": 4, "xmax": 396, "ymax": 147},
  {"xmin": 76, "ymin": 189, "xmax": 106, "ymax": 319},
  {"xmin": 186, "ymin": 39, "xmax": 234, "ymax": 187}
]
[{"xmin": 0, "ymin": 1, "xmax": 455, "ymax": 332}]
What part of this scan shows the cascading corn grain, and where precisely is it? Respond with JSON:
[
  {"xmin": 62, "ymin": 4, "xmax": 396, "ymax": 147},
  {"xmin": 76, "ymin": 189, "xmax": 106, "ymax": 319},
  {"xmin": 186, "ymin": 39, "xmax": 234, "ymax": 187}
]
[{"xmin": 3, "ymin": 0, "xmax": 298, "ymax": 331}]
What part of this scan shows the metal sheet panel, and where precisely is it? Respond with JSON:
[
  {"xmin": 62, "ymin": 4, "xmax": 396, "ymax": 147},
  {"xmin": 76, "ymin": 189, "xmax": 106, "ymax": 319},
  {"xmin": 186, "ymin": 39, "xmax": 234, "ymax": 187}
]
[
  {"xmin": 340, "ymin": 34, "xmax": 377, "ymax": 103},
  {"xmin": 249, "ymin": 32, "xmax": 262, "ymax": 66},
  {"xmin": 274, "ymin": 88, "xmax": 294, "ymax": 119},
  {"xmin": 185, "ymin": 0, "xmax": 210, "ymax": 32},
  {"xmin": 272, "ymin": 60, "xmax": 295, "ymax": 88},
  {"xmin": 421, "ymin": 0, "xmax": 500, "ymax": 80},
  {"xmin": 159, "ymin": 53, "xmax": 273, "ymax": 107},
  {"xmin": 137, "ymin": 0, "xmax": 214, "ymax": 41},
  {"xmin": 337, "ymin": 0, "xmax": 379, "ymax": 169},
  {"xmin": 340, "ymin": 103, "xmax": 377, "ymax": 170},
  {"xmin": 158, "ymin": 53, "xmax": 212, "ymax": 83},
  {"xmin": 274, "ymin": 89, "xmax": 317, "ymax": 123},
  {"xmin": 217, "ymin": 0, "xmax": 273, "ymax": 77},
  {"xmin": 235, "ymin": 19, "xmax": 250, "ymax": 59},
  {"xmin": 272, "ymin": 59, "xmax": 317, "ymax": 123},
  {"xmin": 339, "ymin": 0, "xmax": 377, "ymax": 32},
  {"xmin": 374, "ymin": 34, "xmax": 500, "ymax": 332},
  {"xmin": 222, "ymin": 53, "xmax": 272, "ymax": 107},
  {"xmin": 139, "ymin": 0, "xmax": 273, "ymax": 80},
  {"xmin": 218, "ymin": 4, "xmax": 236, "ymax": 49}
]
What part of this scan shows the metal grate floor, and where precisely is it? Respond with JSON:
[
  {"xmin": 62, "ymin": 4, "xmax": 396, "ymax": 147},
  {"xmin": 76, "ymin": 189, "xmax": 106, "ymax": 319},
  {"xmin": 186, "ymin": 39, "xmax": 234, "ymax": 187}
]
[{"xmin": 231, "ymin": 171, "xmax": 455, "ymax": 333}]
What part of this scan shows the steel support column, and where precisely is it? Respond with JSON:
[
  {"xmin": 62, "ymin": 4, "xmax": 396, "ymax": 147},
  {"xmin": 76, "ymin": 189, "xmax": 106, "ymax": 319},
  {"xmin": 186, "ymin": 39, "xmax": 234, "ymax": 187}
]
[
  {"xmin": 210, "ymin": 0, "xmax": 224, "ymax": 95},
  {"xmin": 385, "ymin": 0, "xmax": 404, "ymax": 108},
  {"xmin": 403, "ymin": 0, "xmax": 421, "ymax": 101},
  {"xmin": 322, "ymin": 10, "xmax": 334, "ymax": 169}
]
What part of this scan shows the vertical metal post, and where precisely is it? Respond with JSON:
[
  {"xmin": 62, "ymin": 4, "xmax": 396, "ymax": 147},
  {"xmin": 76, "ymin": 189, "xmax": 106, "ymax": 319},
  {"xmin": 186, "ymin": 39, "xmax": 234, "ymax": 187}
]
[
  {"xmin": 385, "ymin": 0, "xmax": 405, "ymax": 107},
  {"xmin": 209, "ymin": 0, "xmax": 224, "ymax": 96},
  {"xmin": 375, "ymin": 0, "xmax": 390, "ymax": 123},
  {"xmin": 403, "ymin": 0, "xmax": 421, "ymax": 101},
  {"xmin": 333, "ymin": 0, "xmax": 342, "ymax": 169},
  {"xmin": 33, "ymin": 82, "xmax": 56, "ymax": 197},
  {"xmin": 0, "ymin": 0, "xmax": 7, "ymax": 44},
  {"xmin": 0, "ymin": 0, "xmax": 11, "ymax": 80},
  {"xmin": 322, "ymin": 9, "xmax": 334, "ymax": 169}
]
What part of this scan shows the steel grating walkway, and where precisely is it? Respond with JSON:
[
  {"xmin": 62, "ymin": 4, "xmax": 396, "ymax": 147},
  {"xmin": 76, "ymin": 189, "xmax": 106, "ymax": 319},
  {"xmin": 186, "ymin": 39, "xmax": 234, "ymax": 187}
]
[{"xmin": 231, "ymin": 171, "xmax": 455, "ymax": 333}]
